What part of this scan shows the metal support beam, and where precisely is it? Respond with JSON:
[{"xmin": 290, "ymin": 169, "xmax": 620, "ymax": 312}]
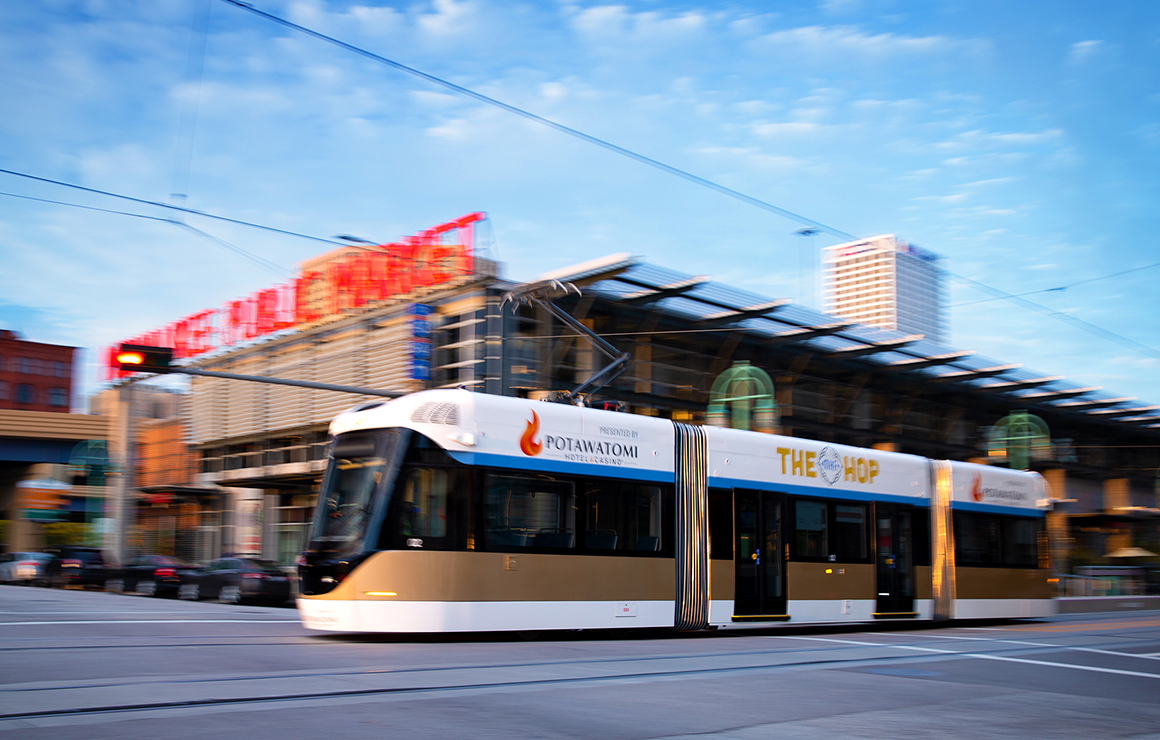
[{"xmin": 174, "ymin": 368, "xmax": 405, "ymax": 398}]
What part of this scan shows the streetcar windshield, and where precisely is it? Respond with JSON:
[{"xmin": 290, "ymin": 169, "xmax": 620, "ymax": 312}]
[{"xmin": 309, "ymin": 430, "xmax": 405, "ymax": 554}]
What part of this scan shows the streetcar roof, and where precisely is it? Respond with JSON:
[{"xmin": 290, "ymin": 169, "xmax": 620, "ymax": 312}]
[{"xmin": 330, "ymin": 389, "xmax": 1047, "ymax": 513}]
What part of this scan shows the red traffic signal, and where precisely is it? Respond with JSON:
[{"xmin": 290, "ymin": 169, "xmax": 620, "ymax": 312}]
[{"xmin": 116, "ymin": 344, "xmax": 174, "ymax": 373}]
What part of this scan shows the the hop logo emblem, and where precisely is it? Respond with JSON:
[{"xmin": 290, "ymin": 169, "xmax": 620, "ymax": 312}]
[
  {"xmin": 520, "ymin": 411, "xmax": 544, "ymax": 456},
  {"xmin": 818, "ymin": 446, "xmax": 843, "ymax": 485},
  {"xmin": 971, "ymin": 473, "xmax": 984, "ymax": 502}
]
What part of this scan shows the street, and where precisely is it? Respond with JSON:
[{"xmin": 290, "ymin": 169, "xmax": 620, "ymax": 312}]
[{"xmin": 1, "ymin": 585, "xmax": 1158, "ymax": 739}]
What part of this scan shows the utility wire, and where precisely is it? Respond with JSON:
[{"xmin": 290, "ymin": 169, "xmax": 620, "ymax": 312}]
[
  {"xmin": 7, "ymin": 5, "xmax": 1157, "ymax": 364},
  {"xmin": 944, "ymin": 269, "xmax": 1160, "ymax": 360},
  {"xmin": 0, "ymin": 167, "xmax": 343, "ymax": 247},
  {"xmin": 170, "ymin": 221, "xmax": 293, "ymax": 277},
  {"xmin": 0, "ymin": 190, "xmax": 292, "ymax": 277},
  {"xmin": 170, "ymin": 0, "xmax": 213, "ymax": 204},
  {"xmin": 216, "ymin": 0, "xmax": 1160, "ymax": 364},
  {"xmin": 951, "ymin": 259, "xmax": 1160, "ymax": 308},
  {"xmin": 216, "ymin": 0, "xmax": 854, "ymax": 242},
  {"xmin": 0, "ymin": 190, "xmax": 175, "ymax": 223}
]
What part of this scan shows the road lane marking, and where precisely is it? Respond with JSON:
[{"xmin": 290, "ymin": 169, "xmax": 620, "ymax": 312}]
[
  {"xmin": 1070, "ymin": 647, "xmax": 1160, "ymax": 661},
  {"xmin": 0, "ymin": 619, "xmax": 301, "ymax": 626},
  {"xmin": 884, "ymin": 633, "xmax": 1160, "ymax": 660},
  {"xmin": 774, "ymin": 636, "xmax": 1160, "ymax": 680},
  {"xmin": 971, "ymin": 653, "xmax": 1160, "ymax": 679},
  {"xmin": 1009, "ymin": 619, "xmax": 1160, "ymax": 633},
  {"xmin": 882, "ymin": 633, "xmax": 1054, "ymax": 647}
]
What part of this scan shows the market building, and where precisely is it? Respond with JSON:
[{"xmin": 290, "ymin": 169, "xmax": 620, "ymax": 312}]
[{"xmin": 100, "ymin": 216, "xmax": 1160, "ymax": 577}]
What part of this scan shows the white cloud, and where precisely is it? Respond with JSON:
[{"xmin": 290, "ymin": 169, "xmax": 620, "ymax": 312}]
[
  {"xmin": 348, "ymin": 4, "xmax": 404, "ymax": 35},
  {"xmin": 572, "ymin": 5, "xmax": 707, "ymax": 41},
  {"xmin": 416, "ymin": 0, "xmax": 478, "ymax": 38},
  {"xmin": 694, "ymin": 146, "xmax": 809, "ymax": 172},
  {"xmin": 753, "ymin": 25, "xmax": 969, "ymax": 59},
  {"xmin": 914, "ymin": 193, "xmax": 969, "ymax": 204},
  {"xmin": 1068, "ymin": 40, "xmax": 1102, "ymax": 65},
  {"xmin": 750, "ymin": 121, "xmax": 822, "ymax": 136},
  {"xmin": 936, "ymin": 128, "xmax": 1064, "ymax": 152},
  {"xmin": 411, "ymin": 90, "xmax": 464, "ymax": 109},
  {"xmin": 963, "ymin": 177, "xmax": 1018, "ymax": 187},
  {"xmin": 820, "ymin": 0, "xmax": 864, "ymax": 15}
]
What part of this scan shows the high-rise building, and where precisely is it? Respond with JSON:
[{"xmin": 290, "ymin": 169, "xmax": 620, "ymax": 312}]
[{"xmin": 821, "ymin": 235, "xmax": 944, "ymax": 343}]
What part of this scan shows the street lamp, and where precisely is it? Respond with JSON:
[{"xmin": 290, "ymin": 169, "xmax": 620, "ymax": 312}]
[{"xmin": 793, "ymin": 227, "xmax": 820, "ymax": 307}]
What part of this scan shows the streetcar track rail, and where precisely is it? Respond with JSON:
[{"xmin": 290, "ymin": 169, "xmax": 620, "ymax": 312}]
[
  {"xmin": 3, "ymin": 634, "xmax": 1158, "ymax": 723},
  {"xmin": 0, "ymin": 646, "xmax": 1082, "ymax": 723}
]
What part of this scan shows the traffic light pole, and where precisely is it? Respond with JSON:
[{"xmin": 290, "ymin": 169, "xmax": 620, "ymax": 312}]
[{"xmin": 169, "ymin": 367, "xmax": 405, "ymax": 398}]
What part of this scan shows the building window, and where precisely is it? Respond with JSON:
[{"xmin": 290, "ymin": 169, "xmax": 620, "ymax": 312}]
[
  {"xmin": 19, "ymin": 357, "xmax": 30, "ymax": 374},
  {"xmin": 0, "ymin": 355, "xmax": 5, "ymax": 372},
  {"xmin": 49, "ymin": 388, "xmax": 68, "ymax": 407},
  {"xmin": 54, "ymin": 362, "xmax": 66, "ymax": 378},
  {"xmin": 0, "ymin": 381, "xmax": 7, "ymax": 400},
  {"xmin": 16, "ymin": 384, "xmax": 34, "ymax": 404}
]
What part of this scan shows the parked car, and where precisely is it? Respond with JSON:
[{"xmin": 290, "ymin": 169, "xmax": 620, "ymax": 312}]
[
  {"xmin": 0, "ymin": 552, "xmax": 53, "ymax": 585},
  {"xmin": 44, "ymin": 546, "xmax": 108, "ymax": 589},
  {"xmin": 181, "ymin": 557, "xmax": 292, "ymax": 604},
  {"xmin": 107, "ymin": 555, "xmax": 199, "ymax": 597}
]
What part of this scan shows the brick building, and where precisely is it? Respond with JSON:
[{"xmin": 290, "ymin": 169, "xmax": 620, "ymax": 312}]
[{"xmin": 0, "ymin": 330, "xmax": 75, "ymax": 412}]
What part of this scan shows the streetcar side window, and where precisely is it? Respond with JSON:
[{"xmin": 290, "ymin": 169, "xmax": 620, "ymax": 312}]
[
  {"xmin": 794, "ymin": 500, "xmax": 828, "ymax": 558},
  {"xmin": 380, "ymin": 466, "xmax": 473, "ymax": 552},
  {"xmin": 953, "ymin": 512, "xmax": 1043, "ymax": 568},
  {"xmin": 790, "ymin": 498, "xmax": 872, "ymax": 563},
  {"xmin": 484, "ymin": 474, "xmax": 576, "ymax": 550},
  {"xmin": 627, "ymin": 484, "xmax": 663, "ymax": 552},
  {"xmin": 707, "ymin": 489, "xmax": 734, "ymax": 560},
  {"xmin": 833, "ymin": 504, "xmax": 868, "ymax": 561},
  {"xmin": 953, "ymin": 512, "xmax": 1002, "ymax": 566},
  {"xmin": 399, "ymin": 468, "xmax": 450, "ymax": 538},
  {"xmin": 1004, "ymin": 517, "xmax": 1040, "ymax": 568},
  {"xmin": 582, "ymin": 482, "xmax": 667, "ymax": 554}
]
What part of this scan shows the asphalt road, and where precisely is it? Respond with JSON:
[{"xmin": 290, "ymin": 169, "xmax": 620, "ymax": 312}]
[{"xmin": 1, "ymin": 586, "xmax": 1158, "ymax": 739}]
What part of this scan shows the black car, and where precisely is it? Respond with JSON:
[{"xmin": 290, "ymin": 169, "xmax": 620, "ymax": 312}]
[
  {"xmin": 109, "ymin": 555, "xmax": 199, "ymax": 597},
  {"xmin": 44, "ymin": 546, "xmax": 108, "ymax": 589},
  {"xmin": 182, "ymin": 557, "xmax": 292, "ymax": 604}
]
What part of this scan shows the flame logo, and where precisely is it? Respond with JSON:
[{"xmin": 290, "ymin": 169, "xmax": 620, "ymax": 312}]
[
  {"xmin": 971, "ymin": 474, "xmax": 984, "ymax": 502},
  {"xmin": 520, "ymin": 411, "xmax": 543, "ymax": 456}
]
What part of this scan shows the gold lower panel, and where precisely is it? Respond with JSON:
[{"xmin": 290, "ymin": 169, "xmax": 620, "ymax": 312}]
[
  {"xmin": 311, "ymin": 550, "xmax": 679, "ymax": 602},
  {"xmin": 955, "ymin": 567, "xmax": 1052, "ymax": 600},
  {"xmin": 786, "ymin": 562, "xmax": 875, "ymax": 600}
]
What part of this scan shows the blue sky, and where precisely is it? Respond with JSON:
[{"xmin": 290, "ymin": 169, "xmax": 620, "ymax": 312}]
[{"xmin": 1, "ymin": 0, "xmax": 1158, "ymax": 409}]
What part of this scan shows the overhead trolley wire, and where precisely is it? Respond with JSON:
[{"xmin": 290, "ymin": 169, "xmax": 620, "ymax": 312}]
[
  {"xmin": 215, "ymin": 0, "xmax": 854, "ymax": 242},
  {"xmin": 214, "ymin": 1, "xmax": 1160, "ymax": 365},
  {"xmin": 951, "ymin": 259, "xmax": 1160, "ymax": 308},
  {"xmin": 0, "ymin": 189, "xmax": 292, "ymax": 278},
  {"xmin": 944, "ymin": 269, "xmax": 1160, "ymax": 360},
  {"xmin": 0, "ymin": 167, "xmax": 343, "ymax": 247}
]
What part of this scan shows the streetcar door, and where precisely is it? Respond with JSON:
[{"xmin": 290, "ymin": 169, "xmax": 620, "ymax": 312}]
[
  {"xmin": 733, "ymin": 490, "xmax": 787, "ymax": 618},
  {"xmin": 875, "ymin": 503, "xmax": 915, "ymax": 615}
]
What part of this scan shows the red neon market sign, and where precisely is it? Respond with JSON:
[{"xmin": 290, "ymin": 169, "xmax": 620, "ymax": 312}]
[{"xmin": 103, "ymin": 212, "xmax": 486, "ymax": 380}]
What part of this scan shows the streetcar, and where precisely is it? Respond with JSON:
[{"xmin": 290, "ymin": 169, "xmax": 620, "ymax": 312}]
[{"xmin": 296, "ymin": 388, "xmax": 1054, "ymax": 633}]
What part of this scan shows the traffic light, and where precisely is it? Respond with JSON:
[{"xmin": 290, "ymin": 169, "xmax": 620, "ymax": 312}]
[{"xmin": 116, "ymin": 344, "xmax": 174, "ymax": 373}]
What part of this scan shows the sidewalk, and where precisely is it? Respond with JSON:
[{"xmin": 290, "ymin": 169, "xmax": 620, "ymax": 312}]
[{"xmin": 1056, "ymin": 595, "xmax": 1160, "ymax": 614}]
